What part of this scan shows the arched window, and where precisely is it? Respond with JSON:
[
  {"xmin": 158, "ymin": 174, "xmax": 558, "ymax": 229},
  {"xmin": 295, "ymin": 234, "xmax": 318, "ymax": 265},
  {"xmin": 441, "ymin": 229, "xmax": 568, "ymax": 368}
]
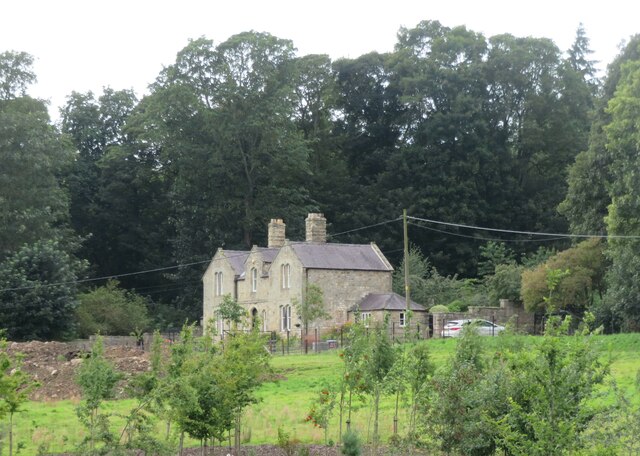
[{"xmin": 251, "ymin": 267, "xmax": 258, "ymax": 292}]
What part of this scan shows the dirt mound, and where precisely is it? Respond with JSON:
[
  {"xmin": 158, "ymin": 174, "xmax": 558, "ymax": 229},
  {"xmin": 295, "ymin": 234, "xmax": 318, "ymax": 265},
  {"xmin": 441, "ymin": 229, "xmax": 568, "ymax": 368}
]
[{"xmin": 7, "ymin": 341, "xmax": 150, "ymax": 401}]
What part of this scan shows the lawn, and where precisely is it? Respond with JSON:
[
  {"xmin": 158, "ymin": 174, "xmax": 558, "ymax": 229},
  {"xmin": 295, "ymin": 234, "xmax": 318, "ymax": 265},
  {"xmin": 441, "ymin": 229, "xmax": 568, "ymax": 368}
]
[{"xmin": 11, "ymin": 333, "xmax": 640, "ymax": 455}]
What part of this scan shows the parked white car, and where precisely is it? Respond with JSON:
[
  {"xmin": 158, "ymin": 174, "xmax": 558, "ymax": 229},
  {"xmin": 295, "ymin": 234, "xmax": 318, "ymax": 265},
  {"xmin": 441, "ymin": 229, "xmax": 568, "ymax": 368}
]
[{"xmin": 442, "ymin": 319, "xmax": 505, "ymax": 337}]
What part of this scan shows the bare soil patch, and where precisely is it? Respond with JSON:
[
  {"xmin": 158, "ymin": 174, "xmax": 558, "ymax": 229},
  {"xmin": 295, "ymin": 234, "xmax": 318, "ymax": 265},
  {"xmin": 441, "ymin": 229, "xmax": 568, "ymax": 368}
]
[{"xmin": 7, "ymin": 340, "xmax": 150, "ymax": 400}]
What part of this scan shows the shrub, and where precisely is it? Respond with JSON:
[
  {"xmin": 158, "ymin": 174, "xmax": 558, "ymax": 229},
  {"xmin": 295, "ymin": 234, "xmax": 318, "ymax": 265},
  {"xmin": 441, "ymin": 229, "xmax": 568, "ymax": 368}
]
[
  {"xmin": 75, "ymin": 280, "xmax": 150, "ymax": 337},
  {"xmin": 429, "ymin": 304, "xmax": 449, "ymax": 313},
  {"xmin": 341, "ymin": 430, "xmax": 361, "ymax": 456}
]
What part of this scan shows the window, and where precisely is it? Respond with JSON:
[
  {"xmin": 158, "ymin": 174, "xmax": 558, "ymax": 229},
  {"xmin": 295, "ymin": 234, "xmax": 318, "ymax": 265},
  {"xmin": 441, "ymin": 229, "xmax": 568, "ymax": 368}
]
[
  {"xmin": 281, "ymin": 305, "xmax": 291, "ymax": 331},
  {"xmin": 251, "ymin": 267, "xmax": 258, "ymax": 292},
  {"xmin": 399, "ymin": 312, "xmax": 406, "ymax": 328},
  {"xmin": 281, "ymin": 263, "xmax": 291, "ymax": 289},
  {"xmin": 361, "ymin": 312, "xmax": 372, "ymax": 327},
  {"xmin": 214, "ymin": 272, "xmax": 223, "ymax": 296}
]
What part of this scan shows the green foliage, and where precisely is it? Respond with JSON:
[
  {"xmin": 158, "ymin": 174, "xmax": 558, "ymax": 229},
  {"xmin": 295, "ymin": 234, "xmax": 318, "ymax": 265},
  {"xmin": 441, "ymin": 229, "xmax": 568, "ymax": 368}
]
[
  {"xmin": 426, "ymin": 327, "xmax": 494, "ymax": 455},
  {"xmin": 581, "ymin": 370, "xmax": 640, "ymax": 454},
  {"xmin": 75, "ymin": 336, "xmax": 124, "ymax": 454},
  {"xmin": 0, "ymin": 338, "xmax": 39, "ymax": 456},
  {"xmin": 0, "ymin": 51, "xmax": 36, "ymax": 99},
  {"xmin": 0, "ymin": 94, "xmax": 74, "ymax": 259},
  {"xmin": 478, "ymin": 242, "xmax": 515, "ymax": 277},
  {"xmin": 487, "ymin": 263, "xmax": 523, "ymax": 303},
  {"xmin": 492, "ymin": 317, "xmax": 609, "ymax": 455},
  {"xmin": 277, "ymin": 426, "xmax": 301, "ymax": 456},
  {"xmin": 340, "ymin": 429, "xmax": 362, "ymax": 456},
  {"xmin": 294, "ymin": 283, "xmax": 329, "ymax": 332},
  {"xmin": 602, "ymin": 58, "xmax": 640, "ymax": 331},
  {"xmin": 428, "ymin": 304, "xmax": 448, "ymax": 313},
  {"xmin": 0, "ymin": 240, "xmax": 86, "ymax": 341},
  {"xmin": 216, "ymin": 294, "xmax": 246, "ymax": 327},
  {"xmin": 75, "ymin": 280, "xmax": 150, "ymax": 337},
  {"xmin": 306, "ymin": 384, "xmax": 337, "ymax": 444},
  {"xmin": 521, "ymin": 239, "xmax": 606, "ymax": 315},
  {"xmin": 447, "ymin": 299, "xmax": 467, "ymax": 312}
]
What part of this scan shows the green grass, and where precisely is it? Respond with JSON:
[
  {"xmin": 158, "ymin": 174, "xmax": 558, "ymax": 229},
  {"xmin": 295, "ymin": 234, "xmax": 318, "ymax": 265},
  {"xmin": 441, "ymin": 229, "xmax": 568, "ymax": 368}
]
[{"xmin": 7, "ymin": 333, "xmax": 640, "ymax": 455}]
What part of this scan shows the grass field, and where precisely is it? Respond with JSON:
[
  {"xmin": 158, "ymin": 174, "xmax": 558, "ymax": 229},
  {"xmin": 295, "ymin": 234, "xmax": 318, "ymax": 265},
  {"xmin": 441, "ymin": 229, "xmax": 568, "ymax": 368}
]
[{"xmin": 10, "ymin": 333, "xmax": 640, "ymax": 455}]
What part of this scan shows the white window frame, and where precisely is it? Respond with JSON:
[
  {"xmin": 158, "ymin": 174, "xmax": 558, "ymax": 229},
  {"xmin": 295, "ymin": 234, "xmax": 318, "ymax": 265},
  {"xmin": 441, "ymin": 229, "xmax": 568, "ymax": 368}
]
[
  {"xmin": 281, "ymin": 305, "xmax": 291, "ymax": 331},
  {"xmin": 361, "ymin": 312, "xmax": 372, "ymax": 327},
  {"xmin": 281, "ymin": 263, "xmax": 291, "ymax": 289},
  {"xmin": 214, "ymin": 272, "xmax": 223, "ymax": 296},
  {"xmin": 251, "ymin": 267, "xmax": 258, "ymax": 292},
  {"xmin": 399, "ymin": 312, "xmax": 406, "ymax": 328}
]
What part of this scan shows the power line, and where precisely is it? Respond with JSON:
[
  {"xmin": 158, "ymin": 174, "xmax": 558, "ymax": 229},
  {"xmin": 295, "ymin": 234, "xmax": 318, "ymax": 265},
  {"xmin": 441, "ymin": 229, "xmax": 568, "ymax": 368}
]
[
  {"xmin": 327, "ymin": 217, "xmax": 402, "ymax": 238},
  {"xmin": 407, "ymin": 221, "xmax": 568, "ymax": 243},
  {"xmin": 407, "ymin": 215, "xmax": 640, "ymax": 240},
  {"xmin": 0, "ymin": 217, "xmax": 402, "ymax": 293}
]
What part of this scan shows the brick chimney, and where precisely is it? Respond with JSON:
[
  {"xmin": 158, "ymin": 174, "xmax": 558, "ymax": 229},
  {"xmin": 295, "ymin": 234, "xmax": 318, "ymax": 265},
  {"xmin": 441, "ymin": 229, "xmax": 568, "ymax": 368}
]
[
  {"xmin": 268, "ymin": 219, "xmax": 286, "ymax": 248},
  {"xmin": 305, "ymin": 213, "xmax": 327, "ymax": 243}
]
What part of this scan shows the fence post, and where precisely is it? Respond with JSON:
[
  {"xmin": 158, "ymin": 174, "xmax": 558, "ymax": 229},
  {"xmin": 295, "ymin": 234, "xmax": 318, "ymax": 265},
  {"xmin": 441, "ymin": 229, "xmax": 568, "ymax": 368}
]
[
  {"xmin": 287, "ymin": 330, "xmax": 290, "ymax": 355},
  {"xmin": 281, "ymin": 339, "xmax": 285, "ymax": 356},
  {"xmin": 314, "ymin": 328, "xmax": 318, "ymax": 353}
]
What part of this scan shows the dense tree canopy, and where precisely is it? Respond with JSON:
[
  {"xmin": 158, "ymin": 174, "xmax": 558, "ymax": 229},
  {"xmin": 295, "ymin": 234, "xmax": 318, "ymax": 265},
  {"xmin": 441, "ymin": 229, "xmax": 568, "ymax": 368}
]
[{"xmin": 2, "ymin": 22, "xmax": 640, "ymax": 335}]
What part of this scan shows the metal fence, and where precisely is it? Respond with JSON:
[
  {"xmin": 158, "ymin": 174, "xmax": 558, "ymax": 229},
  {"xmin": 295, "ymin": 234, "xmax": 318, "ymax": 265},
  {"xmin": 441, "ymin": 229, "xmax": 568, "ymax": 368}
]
[{"xmin": 226, "ymin": 322, "xmax": 433, "ymax": 356}]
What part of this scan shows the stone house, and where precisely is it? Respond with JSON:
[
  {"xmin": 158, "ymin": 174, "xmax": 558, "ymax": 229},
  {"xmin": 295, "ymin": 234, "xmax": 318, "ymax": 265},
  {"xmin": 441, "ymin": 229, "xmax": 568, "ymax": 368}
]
[
  {"xmin": 202, "ymin": 213, "xmax": 412, "ymax": 335},
  {"xmin": 347, "ymin": 293, "xmax": 429, "ymax": 336}
]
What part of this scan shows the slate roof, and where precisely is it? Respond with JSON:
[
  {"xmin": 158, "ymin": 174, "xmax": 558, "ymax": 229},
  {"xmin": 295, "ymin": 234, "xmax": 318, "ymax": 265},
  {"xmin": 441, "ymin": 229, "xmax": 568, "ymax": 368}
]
[
  {"xmin": 221, "ymin": 250, "xmax": 250, "ymax": 276},
  {"xmin": 352, "ymin": 293, "xmax": 426, "ymax": 312},
  {"xmin": 257, "ymin": 247, "xmax": 279, "ymax": 263},
  {"xmin": 290, "ymin": 243, "xmax": 392, "ymax": 271}
]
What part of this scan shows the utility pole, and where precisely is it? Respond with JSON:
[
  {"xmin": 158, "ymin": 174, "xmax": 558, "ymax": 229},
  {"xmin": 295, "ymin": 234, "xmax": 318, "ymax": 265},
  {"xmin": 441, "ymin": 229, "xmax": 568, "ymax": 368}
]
[{"xmin": 403, "ymin": 209, "xmax": 410, "ymax": 311}]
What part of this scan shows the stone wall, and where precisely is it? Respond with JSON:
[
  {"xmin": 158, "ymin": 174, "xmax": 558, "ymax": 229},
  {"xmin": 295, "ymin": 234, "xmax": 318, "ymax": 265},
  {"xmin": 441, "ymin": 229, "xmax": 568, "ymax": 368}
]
[
  {"xmin": 307, "ymin": 268, "xmax": 392, "ymax": 327},
  {"xmin": 431, "ymin": 299, "xmax": 535, "ymax": 338},
  {"xmin": 202, "ymin": 250, "xmax": 240, "ymax": 332}
]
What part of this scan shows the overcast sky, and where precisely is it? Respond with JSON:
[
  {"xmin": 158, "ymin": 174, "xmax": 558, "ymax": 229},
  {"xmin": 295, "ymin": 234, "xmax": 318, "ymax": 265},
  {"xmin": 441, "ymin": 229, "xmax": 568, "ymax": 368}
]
[{"xmin": 3, "ymin": 0, "xmax": 638, "ymax": 119}]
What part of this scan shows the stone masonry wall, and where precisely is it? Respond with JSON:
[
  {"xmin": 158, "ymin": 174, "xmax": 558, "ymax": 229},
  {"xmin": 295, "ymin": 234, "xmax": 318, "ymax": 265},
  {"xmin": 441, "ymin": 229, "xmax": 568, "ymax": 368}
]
[
  {"xmin": 431, "ymin": 299, "xmax": 535, "ymax": 338},
  {"xmin": 307, "ymin": 268, "xmax": 392, "ymax": 327}
]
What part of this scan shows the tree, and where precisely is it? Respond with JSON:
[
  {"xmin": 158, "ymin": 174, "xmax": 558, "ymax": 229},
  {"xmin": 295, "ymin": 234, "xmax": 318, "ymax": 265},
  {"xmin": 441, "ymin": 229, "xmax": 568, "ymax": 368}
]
[
  {"xmin": 0, "ymin": 338, "xmax": 39, "ymax": 456},
  {"xmin": 477, "ymin": 242, "xmax": 515, "ymax": 277},
  {"xmin": 75, "ymin": 336, "xmax": 123, "ymax": 454},
  {"xmin": 426, "ymin": 326, "xmax": 496, "ymax": 455},
  {"xmin": 133, "ymin": 33, "xmax": 315, "ymax": 317},
  {"xmin": 0, "ymin": 240, "xmax": 86, "ymax": 341},
  {"xmin": 493, "ymin": 317, "xmax": 609, "ymax": 455},
  {"xmin": 61, "ymin": 88, "xmax": 174, "ymax": 300},
  {"xmin": 559, "ymin": 35, "xmax": 640, "ymax": 236},
  {"xmin": 0, "ymin": 51, "xmax": 36, "ymax": 99},
  {"xmin": 487, "ymin": 263, "xmax": 523, "ymax": 303},
  {"xmin": 603, "ymin": 58, "xmax": 640, "ymax": 330},
  {"xmin": 216, "ymin": 294, "xmax": 245, "ymax": 330},
  {"xmin": 75, "ymin": 280, "xmax": 151, "ymax": 338},
  {"xmin": 0, "ymin": 95, "xmax": 73, "ymax": 259},
  {"xmin": 520, "ymin": 239, "xmax": 606, "ymax": 316},
  {"xmin": 361, "ymin": 317, "xmax": 395, "ymax": 444},
  {"xmin": 293, "ymin": 283, "xmax": 328, "ymax": 334}
]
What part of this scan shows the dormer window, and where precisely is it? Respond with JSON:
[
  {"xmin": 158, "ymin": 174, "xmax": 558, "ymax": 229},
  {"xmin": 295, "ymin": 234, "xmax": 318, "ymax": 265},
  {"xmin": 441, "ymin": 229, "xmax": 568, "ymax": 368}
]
[
  {"xmin": 281, "ymin": 263, "xmax": 291, "ymax": 289},
  {"xmin": 251, "ymin": 267, "xmax": 258, "ymax": 292},
  {"xmin": 214, "ymin": 272, "xmax": 223, "ymax": 296}
]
